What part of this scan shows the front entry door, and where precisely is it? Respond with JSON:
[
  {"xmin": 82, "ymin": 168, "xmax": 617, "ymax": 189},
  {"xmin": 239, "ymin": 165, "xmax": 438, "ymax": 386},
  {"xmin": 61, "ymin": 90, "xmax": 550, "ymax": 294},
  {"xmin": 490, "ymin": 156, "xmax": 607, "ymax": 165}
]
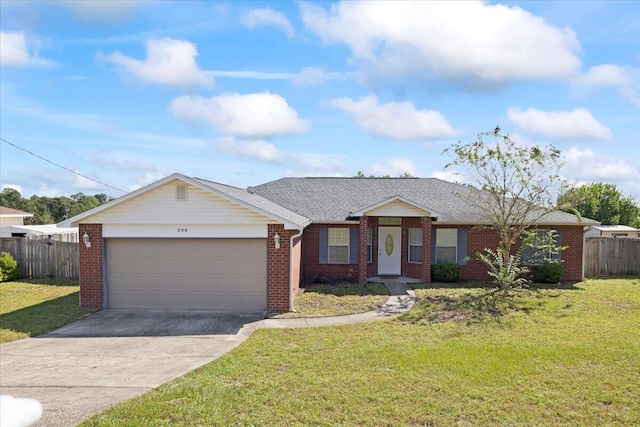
[{"xmin": 378, "ymin": 227, "xmax": 401, "ymax": 275}]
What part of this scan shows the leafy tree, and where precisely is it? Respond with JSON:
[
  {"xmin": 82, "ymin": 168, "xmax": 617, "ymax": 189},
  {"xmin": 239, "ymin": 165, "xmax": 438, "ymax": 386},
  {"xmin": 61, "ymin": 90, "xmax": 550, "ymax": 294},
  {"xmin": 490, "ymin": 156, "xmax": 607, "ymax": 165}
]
[
  {"xmin": 1, "ymin": 190, "xmax": 112, "ymax": 224},
  {"xmin": 444, "ymin": 127, "xmax": 564, "ymax": 290},
  {"xmin": 558, "ymin": 182, "xmax": 640, "ymax": 228}
]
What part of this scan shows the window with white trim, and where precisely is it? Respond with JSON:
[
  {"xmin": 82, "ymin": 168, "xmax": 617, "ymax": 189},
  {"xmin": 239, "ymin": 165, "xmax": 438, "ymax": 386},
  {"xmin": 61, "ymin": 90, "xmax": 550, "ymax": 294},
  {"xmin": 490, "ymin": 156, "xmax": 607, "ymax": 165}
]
[
  {"xmin": 436, "ymin": 229, "xmax": 457, "ymax": 264},
  {"xmin": 367, "ymin": 227, "xmax": 372, "ymax": 262},
  {"xmin": 329, "ymin": 228, "xmax": 349, "ymax": 264},
  {"xmin": 408, "ymin": 228, "xmax": 422, "ymax": 263}
]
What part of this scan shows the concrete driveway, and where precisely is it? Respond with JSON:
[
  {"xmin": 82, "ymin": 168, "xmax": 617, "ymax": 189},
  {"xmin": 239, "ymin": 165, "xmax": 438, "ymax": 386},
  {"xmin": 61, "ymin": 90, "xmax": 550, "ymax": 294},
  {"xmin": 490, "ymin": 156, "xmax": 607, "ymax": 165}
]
[{"xmin": 0, "ymin": 310, "xmax": 263, "ymax": 427}]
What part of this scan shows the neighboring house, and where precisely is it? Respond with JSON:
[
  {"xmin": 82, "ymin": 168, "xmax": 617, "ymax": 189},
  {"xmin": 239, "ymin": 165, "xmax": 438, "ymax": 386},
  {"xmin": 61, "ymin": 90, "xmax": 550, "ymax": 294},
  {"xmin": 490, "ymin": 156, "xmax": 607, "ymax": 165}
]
[
  {"xmin": 0, "ymin": 206, "xmax": 34, "ymax": 238},
  {"xmin": 60, "ymin": 173, "xmax": 598, "ymax": 313},
  {"xmin": 585, "ymin": 224, "xmax": 639, "ymax": 239},
  {"xmin": 1, "ymin": 205, "xmax": 78, "ymax": 241}
]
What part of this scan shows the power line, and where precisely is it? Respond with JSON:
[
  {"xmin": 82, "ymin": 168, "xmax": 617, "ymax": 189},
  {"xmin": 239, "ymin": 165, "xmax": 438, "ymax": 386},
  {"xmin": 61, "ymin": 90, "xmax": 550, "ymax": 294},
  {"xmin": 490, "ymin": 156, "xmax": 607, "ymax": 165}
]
[{"xmin": 1, "ymin": 137, "xmax": 126, "ymax": 193}]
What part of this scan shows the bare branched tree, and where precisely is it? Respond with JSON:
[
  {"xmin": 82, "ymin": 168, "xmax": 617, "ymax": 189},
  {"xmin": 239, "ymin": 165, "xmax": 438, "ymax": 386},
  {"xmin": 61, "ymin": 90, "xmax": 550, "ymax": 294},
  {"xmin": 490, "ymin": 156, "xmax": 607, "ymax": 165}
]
[{"xmin": 444, "ymin": 127, "xmax": 564, "ymax": 275}]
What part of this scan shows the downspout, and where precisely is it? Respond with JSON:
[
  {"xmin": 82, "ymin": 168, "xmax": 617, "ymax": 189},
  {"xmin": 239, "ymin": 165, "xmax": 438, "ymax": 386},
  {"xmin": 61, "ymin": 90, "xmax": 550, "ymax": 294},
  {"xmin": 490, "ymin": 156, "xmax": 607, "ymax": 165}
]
[
  {"xmin": 289, "ymin": 227, "xmax": 305, "ymax": 312},
  {"xmin": 582, "ymin": 226, "xmax": 592, "ymax": 281}
]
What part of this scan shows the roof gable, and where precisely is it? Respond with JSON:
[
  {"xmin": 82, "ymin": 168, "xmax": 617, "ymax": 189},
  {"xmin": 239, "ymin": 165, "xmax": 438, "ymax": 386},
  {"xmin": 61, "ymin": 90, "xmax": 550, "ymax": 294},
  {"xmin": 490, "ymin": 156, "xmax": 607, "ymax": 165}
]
[
  {"xmin": 60, "ymin": 174, "xmax": 309, "ymax": 229},
  {"xmin": 350, "ymin": 196, "xmax": 442, "ymax": 218}
]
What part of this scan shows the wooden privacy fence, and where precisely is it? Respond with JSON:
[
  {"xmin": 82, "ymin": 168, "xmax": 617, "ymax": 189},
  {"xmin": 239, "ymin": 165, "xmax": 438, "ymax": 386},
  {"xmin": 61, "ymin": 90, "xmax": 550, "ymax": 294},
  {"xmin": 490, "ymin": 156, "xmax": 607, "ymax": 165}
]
[
  {"xmin": 0, "ymin": 238, "xmax": 79, "ymax": 280},
  {"xmin": 584, "ymin": 237, "xmax": 640, "ymax": 277}
]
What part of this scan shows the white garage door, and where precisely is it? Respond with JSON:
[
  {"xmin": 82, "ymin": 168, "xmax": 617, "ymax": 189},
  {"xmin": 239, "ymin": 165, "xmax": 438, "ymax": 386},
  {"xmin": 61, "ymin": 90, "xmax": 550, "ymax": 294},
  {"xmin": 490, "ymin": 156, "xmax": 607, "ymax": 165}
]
[{"xmin": 106, "ymin": 238, "xmax": 267, "ymax": 311}]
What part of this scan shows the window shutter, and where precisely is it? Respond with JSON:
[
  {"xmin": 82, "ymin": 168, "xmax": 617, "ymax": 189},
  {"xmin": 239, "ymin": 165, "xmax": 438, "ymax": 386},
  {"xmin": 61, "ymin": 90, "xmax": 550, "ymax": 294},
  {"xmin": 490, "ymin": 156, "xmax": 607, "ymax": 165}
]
[
  {"xmin": 349, "ymin": 227, "xmax": 359, "ymax": 264},
  {"xmin": 430, "ymin": 229, "xmax": 437, "ymax": 264},
  {"xmin": 457, "ymin": 228, "xmax": 467, "ymax": 265},
  {"xmin": 319, "ymin": 228, "xmax": 328, "ymax": 264},
  {"xmin": 521, "ymin": 232, "xmax": 532, "ymax": 264},
  {"xmin": 553, "ymin": 229, "xmax": 562, "ymax": 262}
]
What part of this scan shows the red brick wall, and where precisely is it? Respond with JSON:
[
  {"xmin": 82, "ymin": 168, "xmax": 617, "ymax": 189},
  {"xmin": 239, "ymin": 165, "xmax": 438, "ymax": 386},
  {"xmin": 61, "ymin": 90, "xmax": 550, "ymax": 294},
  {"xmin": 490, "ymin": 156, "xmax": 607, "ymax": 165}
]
[
  {"xmin": 555, "ymin": 226, "xmax": 584, "ymax": 281},
  {"xmin": 267, "ymin": 224, "xmax": 299, "ymax": 313},
  {"xmin": 78, "ymin": 223, "xmax": 103, "ymax": 309},
  {"xmin": 447, "ymin": 225, "xmax": 584, "ymax": 282},
  {"xmin": 366, "ymin": 217, "xmax": 379, "ymax": 278},
  {"xmin": 300, "ymin": 223, "xmax": 359, "ymax": 283}
]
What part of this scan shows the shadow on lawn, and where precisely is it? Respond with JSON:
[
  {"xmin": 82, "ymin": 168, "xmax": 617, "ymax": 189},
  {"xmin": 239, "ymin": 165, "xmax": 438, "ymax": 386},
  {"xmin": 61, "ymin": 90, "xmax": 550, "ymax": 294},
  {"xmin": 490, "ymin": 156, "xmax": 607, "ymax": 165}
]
[
  {"xmin": 300, "ymin": 282, "xmax": 388, "ymax": 297},
  {"xmin": 402, "ymin": 281, "xmax": 583, "ymax": 324},
  {"xmin": 0, "ymin": 292, "xmax": 86, "ymax": 338}
]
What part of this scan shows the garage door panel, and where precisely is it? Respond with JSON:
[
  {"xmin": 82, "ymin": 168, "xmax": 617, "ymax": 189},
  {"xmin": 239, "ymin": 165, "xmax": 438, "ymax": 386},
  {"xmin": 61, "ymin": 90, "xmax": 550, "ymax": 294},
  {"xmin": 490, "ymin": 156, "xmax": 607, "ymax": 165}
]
[{"xmin": 106, "ymin": 238, "xmax": 267, "ymax": 311}]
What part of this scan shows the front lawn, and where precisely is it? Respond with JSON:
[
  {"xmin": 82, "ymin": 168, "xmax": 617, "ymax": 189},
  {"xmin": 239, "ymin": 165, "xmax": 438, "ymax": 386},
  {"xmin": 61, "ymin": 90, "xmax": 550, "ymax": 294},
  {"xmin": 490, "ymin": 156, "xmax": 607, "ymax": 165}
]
[
  {"xmin": 273, "ymin": 281, "xmax": 389, "ymax": 318},
  {"xmin": 84, "ymin": 278, "xmax": 640, "ymax": 426},
  {"xmin": 0, "ymin": 279, "xmax": 89, "ymax": 343}
]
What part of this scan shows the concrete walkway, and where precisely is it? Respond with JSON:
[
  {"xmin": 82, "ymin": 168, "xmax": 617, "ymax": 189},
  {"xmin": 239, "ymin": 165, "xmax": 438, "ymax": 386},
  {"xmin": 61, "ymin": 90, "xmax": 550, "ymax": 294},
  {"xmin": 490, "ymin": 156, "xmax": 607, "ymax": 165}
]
[{"xmin": 260, "ymin": 276, "xmax": 417, "ymax": 329}]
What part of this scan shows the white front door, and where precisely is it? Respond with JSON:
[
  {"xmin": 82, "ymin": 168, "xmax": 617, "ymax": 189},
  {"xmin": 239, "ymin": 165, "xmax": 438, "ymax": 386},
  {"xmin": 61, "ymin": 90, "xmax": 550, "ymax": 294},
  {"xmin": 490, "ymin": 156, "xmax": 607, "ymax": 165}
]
[{"xmin": 378, "ymin": 227, "xmax": 401, "ymax": 275}]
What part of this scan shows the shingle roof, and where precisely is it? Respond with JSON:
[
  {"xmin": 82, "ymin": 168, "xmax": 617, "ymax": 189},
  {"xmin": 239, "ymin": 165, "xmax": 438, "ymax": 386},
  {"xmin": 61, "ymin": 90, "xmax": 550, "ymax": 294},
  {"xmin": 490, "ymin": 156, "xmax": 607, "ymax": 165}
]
[
  {"xmin": 253, "ymin": 177, "xmax": 597, "ymax": 225},
  {"xmin": 0, "ymin": 206, "xmax": 33, "ymax": 216},
  {"xmin": 194, "ymin": 178, "xmax": 311, "ymax": 228}
]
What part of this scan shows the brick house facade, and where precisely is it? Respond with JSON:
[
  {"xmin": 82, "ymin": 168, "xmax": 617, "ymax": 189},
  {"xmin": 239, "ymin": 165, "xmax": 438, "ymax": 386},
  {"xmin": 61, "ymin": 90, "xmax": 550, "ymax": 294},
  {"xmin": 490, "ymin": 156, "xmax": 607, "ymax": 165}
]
[{"xmin": 64, "ymin": 174, "xmax": 595, "ymax": 313}]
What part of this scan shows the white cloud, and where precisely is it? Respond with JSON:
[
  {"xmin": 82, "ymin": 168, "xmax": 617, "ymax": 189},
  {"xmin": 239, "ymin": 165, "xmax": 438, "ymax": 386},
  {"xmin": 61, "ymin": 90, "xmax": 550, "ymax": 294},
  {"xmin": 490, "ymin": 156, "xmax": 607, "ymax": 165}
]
[
  {"xmin": 297, "ymin": 155, "xmax": 345, "ymax": 172},
  {"xmin": 292, "ymin": 66, "xmax": 353, "ymax": 85},
  {"xmin": 169, "ymin": 92, "xmax": 309, "ymax": 137},
  {"xmin": 328, "ymin": 95, "xmax": 455, "ymax": 140},
  {"xmin": 212, "ymin": 137, "xmax": 286, "ymax": 163},
  {"xmin": 1, "ymin": 183, "xmax": 23, "ymax": 193},
  {"xmin": 102, "ymin": 38, "xmax": 213, "ymax": 88},
  {"xmin": 507, "ymin": 107, "xmax": 612, "ymax": 141},
  {"xmin": 127, "ymin": 172, "xmax": 166, "ymax": 192},
  {"xmin": 0, "ymin": 31, "xmax": 53, "ymax": 67},
  {"xmin": 206, "ymin": 67, "xmax": 353, "ymax": 85},
  {"xmin": 564, "ymin": 147, "xmax": 638, "ymax": 181},
  {"xmin": 207, "ymin": 70, "xmax": 296, "ymax": 80},
  {"xmin": 58, "ymin": 0, "xmax": 144, "ymax": 22},
  {"xmin": 363, "ymin": 157, "xmax": 418, "ymax": 177},
  {"xmin": 573, "ymin": 64, "xmax": 640, "ymax": 108},
  {"xmin": 211, "ymin": 137, "xmax": 345, "ymax": 173},
  {"xmin": 301, "ymin": 1, "xmax": 580, "ymax": 86},
  {"xmin": 73, "ymin": 172, "xmax": 103, "ymax": 191},
  {"xmin": 241, "ymin": 8, "xmax": 295, "ymax": 38}
]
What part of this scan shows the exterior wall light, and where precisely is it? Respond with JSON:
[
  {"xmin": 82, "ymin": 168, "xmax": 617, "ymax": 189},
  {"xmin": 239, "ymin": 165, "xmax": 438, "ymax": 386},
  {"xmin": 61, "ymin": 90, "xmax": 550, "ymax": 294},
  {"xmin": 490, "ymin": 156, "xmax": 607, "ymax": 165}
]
[
  {"xmin": 83, "ymin": 232, "xmax": 91, "ymax": 248},
  {"xmin": 274, "ymin": 233, "xmax": 280, "ymax": 249}
]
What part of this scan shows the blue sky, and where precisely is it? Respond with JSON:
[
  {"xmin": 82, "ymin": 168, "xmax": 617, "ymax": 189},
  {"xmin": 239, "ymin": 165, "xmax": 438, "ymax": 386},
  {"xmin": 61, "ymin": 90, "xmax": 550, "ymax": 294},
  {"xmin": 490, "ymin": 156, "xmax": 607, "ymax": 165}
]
[{"xmin": 1, "ymin": 1, "xmax": 639, "ymax": 201}]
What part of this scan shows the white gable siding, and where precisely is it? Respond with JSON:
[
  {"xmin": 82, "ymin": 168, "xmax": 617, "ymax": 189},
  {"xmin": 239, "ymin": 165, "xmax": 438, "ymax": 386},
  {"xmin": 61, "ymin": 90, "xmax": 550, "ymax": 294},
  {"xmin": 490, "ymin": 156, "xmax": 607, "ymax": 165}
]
[
  {"xmin": 84, "ymin": 183, "xmax": 273, "ymax": 225},
  {"xmin": 103, "ymin": 224, "xmax": 267, "ymax": 238},
  {"xmin": 365, "ymin": 200, "xmax": 429, "ymax": 217}
]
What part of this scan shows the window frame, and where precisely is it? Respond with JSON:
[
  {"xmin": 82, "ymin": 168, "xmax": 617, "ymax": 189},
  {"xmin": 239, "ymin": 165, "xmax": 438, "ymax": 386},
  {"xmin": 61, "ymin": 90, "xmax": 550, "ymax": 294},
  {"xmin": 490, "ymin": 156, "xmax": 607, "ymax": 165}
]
[
  {"xmin": 328, "ymin": 228, "xmax": 350, "ymax": 264},
  {"xmin": 522, "ymin": 229, "xmax": 554, "ymax": 266},
  {"xmin": 408, "ymin": 227, "xmax": 423, "ymax": 263},
  {"xmin": 366, "ymin": 227, "xmax": 372, "ymax": 263},
  {"xmin": 435, "ymin": 228, "xmax": 458, "ymax": 264}
]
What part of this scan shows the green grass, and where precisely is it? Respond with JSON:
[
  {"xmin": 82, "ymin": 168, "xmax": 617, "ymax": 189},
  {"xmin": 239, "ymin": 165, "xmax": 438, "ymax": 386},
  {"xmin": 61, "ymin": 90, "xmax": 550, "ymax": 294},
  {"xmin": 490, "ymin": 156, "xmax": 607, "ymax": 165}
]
[
  {"xmin": 274, "ymin": 281, "xmax": 389, "ymax": 318},
  {"xmin": 0, "ymin": 279, "xmax": 89, "ymax": 343},
  {"xmin": 83, "ymin": 278, "xmax": 640, "ymax": 426}
]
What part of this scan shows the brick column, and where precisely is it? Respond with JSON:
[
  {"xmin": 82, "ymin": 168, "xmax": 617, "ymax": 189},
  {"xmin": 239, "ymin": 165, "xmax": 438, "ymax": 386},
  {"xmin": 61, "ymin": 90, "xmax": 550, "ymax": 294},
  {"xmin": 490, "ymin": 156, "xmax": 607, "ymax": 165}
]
[
  {"xmin": 267, "ymin": 224, "xmax": 294, "ymax": 313},
  {"xmin": 421, "ymin": 217, "xmax": 432, "ymax": 283},
  {"xmin": 358, "ymin": 216, "xmax": 369, "ymax": 283},
  {"xmin": 79, "ymin": 223, "xmax": 103, "ymax": 309}
]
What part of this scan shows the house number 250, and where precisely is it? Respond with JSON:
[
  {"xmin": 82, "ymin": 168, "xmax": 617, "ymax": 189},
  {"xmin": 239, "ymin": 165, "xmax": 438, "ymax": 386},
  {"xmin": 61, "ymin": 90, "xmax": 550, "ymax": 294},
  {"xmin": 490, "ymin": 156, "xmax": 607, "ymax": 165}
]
[{"xmin": 177, "ymin": 227, "xmax": 188, "ymax": 232}]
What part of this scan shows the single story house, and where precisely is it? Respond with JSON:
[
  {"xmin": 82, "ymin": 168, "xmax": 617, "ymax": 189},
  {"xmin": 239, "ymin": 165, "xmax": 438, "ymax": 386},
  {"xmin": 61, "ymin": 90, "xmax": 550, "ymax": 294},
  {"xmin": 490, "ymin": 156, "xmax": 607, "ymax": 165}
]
[
  {"xmin": 585, "ymin": 224, "xmax": 639, "ymax": 239},
  {"xmin": 0, "ymin": 206, "xmax": 34, "ymax": 237},
  {"xmin": 60, "ymin": 173, "xmax": 598, "ymax": 313}
]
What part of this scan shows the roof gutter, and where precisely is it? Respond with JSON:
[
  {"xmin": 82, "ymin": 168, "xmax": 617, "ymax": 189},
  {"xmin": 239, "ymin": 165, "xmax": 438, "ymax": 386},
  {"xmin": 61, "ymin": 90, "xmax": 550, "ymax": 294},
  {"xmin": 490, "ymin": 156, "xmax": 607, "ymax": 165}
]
[{"xmin": 289, "ymin": 226, "xmax": 304, "ymax": 312}]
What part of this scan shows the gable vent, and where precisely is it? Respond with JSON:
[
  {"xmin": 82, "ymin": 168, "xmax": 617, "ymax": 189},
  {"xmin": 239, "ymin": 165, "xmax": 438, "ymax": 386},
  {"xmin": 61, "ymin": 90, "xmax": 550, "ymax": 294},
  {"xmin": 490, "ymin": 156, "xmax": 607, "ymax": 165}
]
[{"xmin": 176, "ymin": 184, "xmax": 188, "ymax": 201}]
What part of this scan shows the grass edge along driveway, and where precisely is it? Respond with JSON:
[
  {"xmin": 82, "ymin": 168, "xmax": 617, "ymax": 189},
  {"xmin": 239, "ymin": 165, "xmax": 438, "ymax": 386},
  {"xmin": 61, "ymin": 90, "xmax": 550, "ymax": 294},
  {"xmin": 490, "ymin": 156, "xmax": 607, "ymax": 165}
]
[
  {"xmin": 0, "ymin": 279, "xmax": 89, "ymax": 343},
  {"xmin": 83, "ymin": 278, "xmax": 640, "ymax": 426}
]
